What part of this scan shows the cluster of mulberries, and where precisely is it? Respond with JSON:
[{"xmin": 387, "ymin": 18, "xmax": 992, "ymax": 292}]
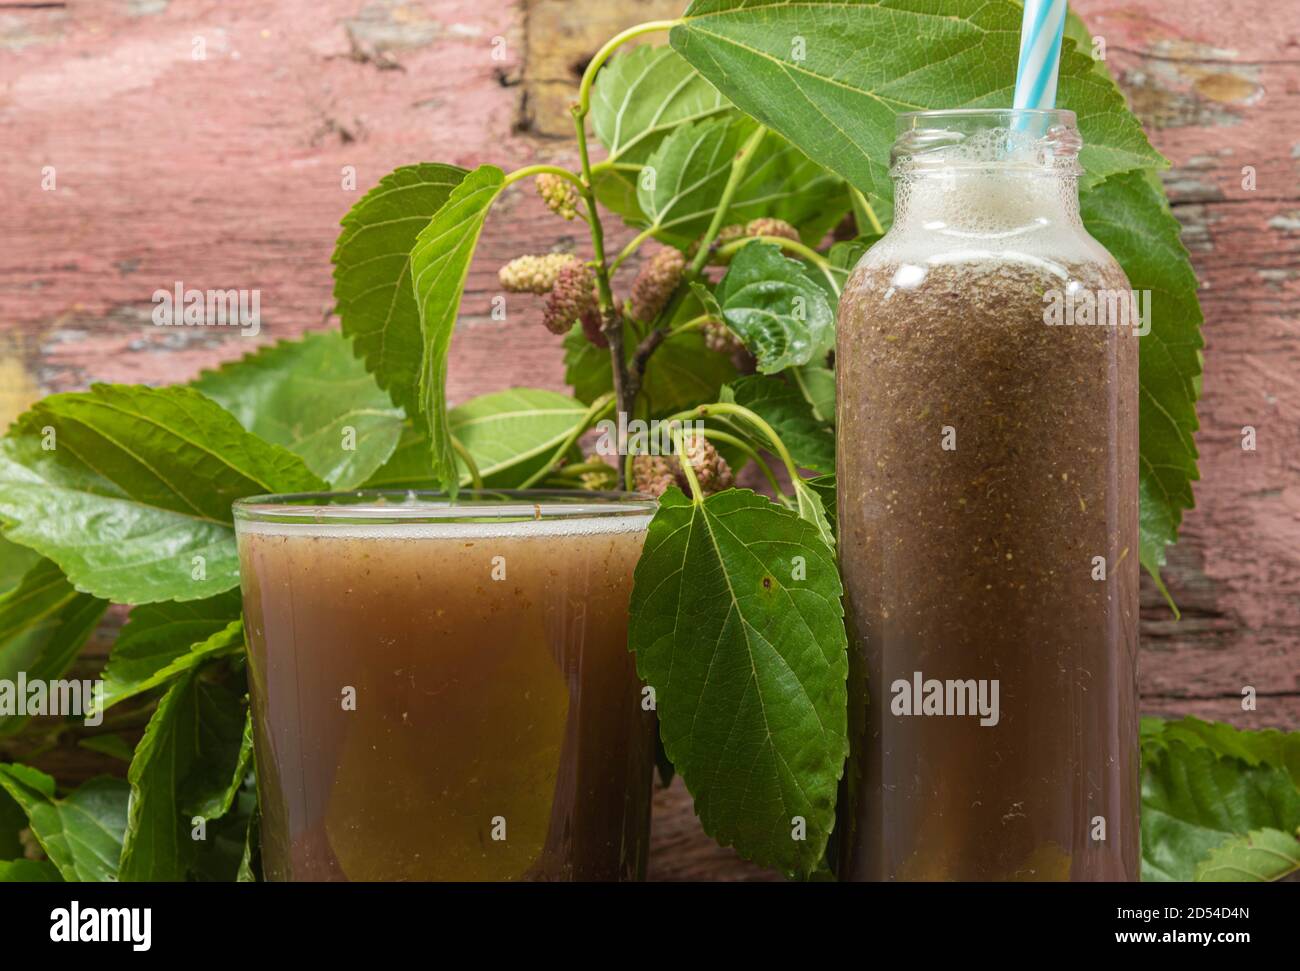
[
  {"xmin": 678, "ymin": 429, "xmax": 734, "ymax": 493},
  {"xmin": 536, "ymin": 173, "xmax": 579, "ymax": 220},
  {"xmin": 630, "ymin": 247, "xmax": 686, "ymax": 322},
  {"xmin": 692, "ymin": 217, "xmax": 802, "ymax": 265},
  {"xmin": 631, "ymin": 453, "xmax": 677, "ymax": 498},
  {"xmin": 631, "ymin": 428, "xmax": 734, "ymax": 497},
  {"xmin": 542, "ymin": 261, "xmax": 598, "ymax": 335},
  {"xmin": 703, "ymin": 316, "xmax": 743, "ymax": 354},
  {"xmin": 687, "ymin": 224, "xmax": 741, "ymax": 263},
  {"xmin": 744, "ymin": 217, "xmax": 800, "ymax": 243},
  {"xmin": 497, "ymin": 251, "xmax": 604, "ymax": 344},
  {"xmin": 498, "ymin": 253, "xmax": 580, "ymax": 294},
  {"xmin": 715, "ymin": 223, "xmax": 748, "ymax": 246},
  {"xmin": 576, "ymin": 454, "xmax": 618, "ymax": 491},
  {"xmin": 580, "ymin": 307, "xmax": 608, "ymax": 348}
]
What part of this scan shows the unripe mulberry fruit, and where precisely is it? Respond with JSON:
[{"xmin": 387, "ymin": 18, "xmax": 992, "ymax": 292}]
[
  {"xmin": 744, "ymin": 217, "xmax": 800, "ymax": 242},
  {"xmin": 703, "ymin": 317, "xmax": 742, "ymax": 354},
  {"xmin": 717, "ymin": 223, "xmax": 748, "ymax": 245},
  {"xmin": 537, "ymin": 173, "xmax": 579, "ymax": 220},
  {"xmin": 580, "ymin": 306, "xmax": 608, "ymax": 349},
  {"xmin": 542, "ymin": 261, "xmax": 597, "ymax": 335},
  {"xmin": 578, "ymin": 454, "xmax": 618, "ymax": 491},
  {"xmin": 630, "ymin": 247, "xmax": 685, "ymax": 322},
  {"xmin": 499, "ymin": 253, "xmax": 579, "ymax": 294},
  {"xmin": 632, "ymin": 453, "xmax": 677, "ymax": 498},
  {"xmin": 677, "ymin": 429, "xmax": 733, "ymax": 494},
  {"xmin": 688, "ymin": 223, "xmax": 746, "ymax": 264}
]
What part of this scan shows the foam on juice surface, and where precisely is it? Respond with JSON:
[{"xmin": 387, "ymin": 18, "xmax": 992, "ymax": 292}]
[
  {"xmin": 875, "ymin": 126, "xmax": 1107, "ymax": 269},
  {"xmin": 236, "ymin": 504, "xmax": 654, "ymax": 540}
]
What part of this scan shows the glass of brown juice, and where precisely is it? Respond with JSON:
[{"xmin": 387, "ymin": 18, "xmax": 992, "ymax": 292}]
[{"xmin": 233, "ymin": 490, "xmax": 657, "ymax": 882}]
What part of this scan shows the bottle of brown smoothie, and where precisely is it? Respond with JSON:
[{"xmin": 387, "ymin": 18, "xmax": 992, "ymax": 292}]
[{"xmin": 835, "ymin": 109, "xmax": 1140, "ymax": 881}]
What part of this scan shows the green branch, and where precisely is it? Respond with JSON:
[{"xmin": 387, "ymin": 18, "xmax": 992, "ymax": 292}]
[
  {"xmin": 670, "ymin": 424, "xmax": 705, "ymax": 503},
  {"xmin": 850, "ymin": 184, "xmax": 884, "ymax": 236},
  {"xmin": 669, "ymin": 401, "xmax": 802, "ymax": 486},
  {"xmin": 576, "ymin": 20, "xmax": 679, "ymax": 117},
  {"xmin": 452, "ymin": 435, "xmax": 483, "ymax": 489},
  {"xmin": 503, "ymin": 164, "xmax": 585, "ymax": 190},
  {"xmin": 517, "ymin": 393, "xmax": 615, "ymax": 489},
  {"xmin": 716, "ymin": 234, "xmax": 840, "ymax": 294},
  {"xmin": 609, "ymin": 226, "xmax": 659, "ymax": 276},
  {"xmin": 701, "ymin": 428, "xmax": 785, "ymax": 498},
  {"xmin": 689, "ymin": 125, "xmax": 768, "ymax": 277},
  {"xmin": 666, "ymin": 313, "xmax": 712, "ymax": 336}
]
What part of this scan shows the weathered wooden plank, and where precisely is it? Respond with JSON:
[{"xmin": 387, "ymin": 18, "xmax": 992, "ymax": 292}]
[{"xmin": 0, "ymin": 0, "xmax": 1297, "ymax": 881}]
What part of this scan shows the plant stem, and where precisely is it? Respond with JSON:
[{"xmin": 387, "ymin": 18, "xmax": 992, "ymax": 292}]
[
  {"xmin": 670, "ymin": 424, "xmax": 705, "ymax": 503},
  {"xmin": 503, "ymin": 164, "xmax": 585, "ymax": 190},
  {"xmin": 689, "ymin": 124, "xmax": 768, "ymax": 277},
  {"xmin": 626, "ymin": 282, "xmax": 716, "ymax": 401},
  {"xmin": 850, "ymin": 184, "xmax": 885, "ymax": 236},
  {"xmin": 609, "ymin": 226, "xmax": 658, "ymax": 276},
  {"xmin": 717, "ymin": 234, "xmax": 841, "ymax": 294},
  {"xmin": 626, "ymin": 312, "xmax": 715, "ymax": 397},
  {"xmin": 572, "ymin": 119, "xmax": 617, "ymax": 316},
  {"xmin": 568, "ymin": 18, "xmax": 676, "ymax": 423},
  {"xmin": 556, "ymin": 459, "xmax": 612, "ymax": 477},
  {"xmin": 669, "ymin": 401, "xmax": 801, "ymax": 485},
  {"xmin": 517, "ymin": 393, "xmax": 615, "ymax": 489},
  {"xmin": 666, "ymin": 313, "xmax": 713, "ymax": 336},
  {"xmin": 702, "ymin": 428, "xmax": 784, "ymax": 497},
  {"xmin": 790, "ymin": 365, "xmax": 831, "ymax": 421},
  {"xmin": 452, "ymin": 435, "xmax": 483, "ymax": 489},
  {"xmin": 576, "ymin": 20, "xmax": 679, "ymax": 117},
  {"xmin": 626, "ymin": 328, "xmax": 667, "ymax": 403},
  {"xmin": 572, "ymin": 105, "xmax": 629, "ymax": 418}
]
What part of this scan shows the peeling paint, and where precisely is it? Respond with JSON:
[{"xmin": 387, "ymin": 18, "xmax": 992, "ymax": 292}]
[
  {"xmin": 0, "ymin": 348, "xmax": 40, "ymax": 430},
  {"xmin": 344, "ymin": 2, "xmax": 442, "ymax": 55},
  {"xmin": 0, "ymin": 11, "xmax": 66, "ymax": 52},
  {"xmin": 127, "ymin": 0, "xmax": 170, "ymax": 17},
  {"xmin": 520, "ymin": 0, "xmax": 683, "ymax": 136},
  {"xmin": 10, "ymin": 30, "xmax": 231, "ymax": 113},
  {"xmin": 1120, "ymin": 40, "xmax": 1264, "ymax": 129},
  {"xmin": 1256, "ymin": 268, "xmax": 1298, "ymax": 286},
  {"xmin": 1193, "ymin": 71, "xmax": 1262, "ymax": 105},
  {"xmin": 1268, "ymin": 212, "xmax": 1300, "ymax": 233},
  {"xmin": 1161, "ymin": 159, "xmax": 1226, "ymax": 203},
  {"xmin": 1169, "ymin": 202, "xmax": 1218, "ymax": 253}
]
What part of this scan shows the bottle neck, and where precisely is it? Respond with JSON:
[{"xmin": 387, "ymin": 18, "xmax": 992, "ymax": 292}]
[{"xmin": 890, "ymin": 167, "xmax": 1084, "ymax": 235}]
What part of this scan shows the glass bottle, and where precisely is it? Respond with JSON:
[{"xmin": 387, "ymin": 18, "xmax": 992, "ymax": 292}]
[{"xmin": 835, "ymin": 109, "xmax": 1140, "ymax": 881}]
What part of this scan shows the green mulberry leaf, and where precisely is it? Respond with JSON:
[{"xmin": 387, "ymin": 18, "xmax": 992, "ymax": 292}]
[{"xmin": 628, "ymin": 487, "xmax": 847, "ymax": 877}]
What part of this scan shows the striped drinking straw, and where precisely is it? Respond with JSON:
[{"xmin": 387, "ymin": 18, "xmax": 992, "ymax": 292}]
[{"xmin": 1013, "ymin": 0, "xmax": 1068, "ymax": 120}]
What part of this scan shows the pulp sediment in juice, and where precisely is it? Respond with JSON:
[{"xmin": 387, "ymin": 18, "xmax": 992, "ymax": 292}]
[
  {"xmin": 237, "ymin": 513, "xmax": 653, "ymax": 881},
  {"xmin": 835, "ymin": 120, "xmax": 1140, "ymax": 880}
]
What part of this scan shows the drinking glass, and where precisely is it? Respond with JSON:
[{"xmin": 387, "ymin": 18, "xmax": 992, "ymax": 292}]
[{"xmin": 233, "ymin": 490, "xmax": 657, "ymax": 881}]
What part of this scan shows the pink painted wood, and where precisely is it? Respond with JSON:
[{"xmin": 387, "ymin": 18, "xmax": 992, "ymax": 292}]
[{"xmin": 1, "ymin": 0, "xmax": 1297, "ymax": 880}]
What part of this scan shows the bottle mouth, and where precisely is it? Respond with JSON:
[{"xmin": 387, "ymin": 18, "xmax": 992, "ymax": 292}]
[
  {"xmin": 892, "ymin": 108, "xmax": 1082, "ymax": 177},
  {"xmin": 232, "ymin": 489, "xmax": 657, "ymax": 528}
]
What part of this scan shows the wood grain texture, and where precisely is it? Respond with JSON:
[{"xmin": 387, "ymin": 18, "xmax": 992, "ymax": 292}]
[{"xmin": 1, "ymin": 0, "xmax": 1297, "ymax": 882}]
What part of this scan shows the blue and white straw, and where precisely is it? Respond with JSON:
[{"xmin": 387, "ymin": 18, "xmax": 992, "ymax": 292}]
[{"xmin": 1013, "ymin": 0, "xmax": 1068, "ymax": 113}]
